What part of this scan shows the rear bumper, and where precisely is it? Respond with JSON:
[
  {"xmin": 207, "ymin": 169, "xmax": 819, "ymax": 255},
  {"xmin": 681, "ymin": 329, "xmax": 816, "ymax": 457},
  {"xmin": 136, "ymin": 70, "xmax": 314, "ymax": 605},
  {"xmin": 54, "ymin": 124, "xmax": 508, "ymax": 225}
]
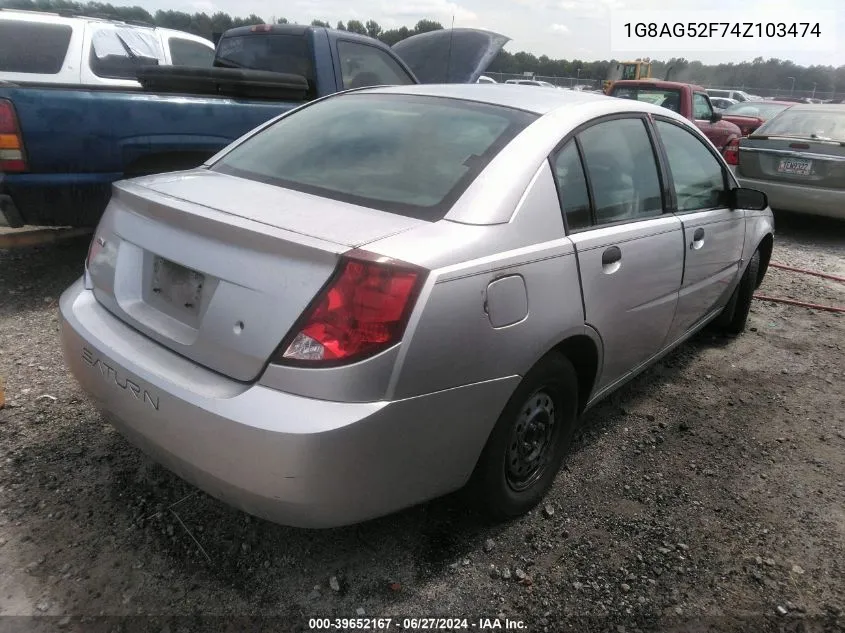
[
  {"xmin": 735, "ymin": 175, "xmax": 845, "ymax": 219},
  {"xmin": 59, "ymin": 278, "xmax": 517, "ymax": 528},
  {"xmin": 2, "ymin": 172, "xmax": 120, "ymax": 227}
]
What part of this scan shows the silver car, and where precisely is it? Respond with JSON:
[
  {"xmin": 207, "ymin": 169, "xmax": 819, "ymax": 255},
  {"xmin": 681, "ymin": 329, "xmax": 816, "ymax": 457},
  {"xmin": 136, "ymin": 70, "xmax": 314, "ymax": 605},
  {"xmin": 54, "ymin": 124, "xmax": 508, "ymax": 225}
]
[
  {"xmin": 736, "ymin": 104, "xmax": 845, "ymax": 219},
  {"xmin": 59, "ymin": 85, "xmax": 774, "ymax": 528}
]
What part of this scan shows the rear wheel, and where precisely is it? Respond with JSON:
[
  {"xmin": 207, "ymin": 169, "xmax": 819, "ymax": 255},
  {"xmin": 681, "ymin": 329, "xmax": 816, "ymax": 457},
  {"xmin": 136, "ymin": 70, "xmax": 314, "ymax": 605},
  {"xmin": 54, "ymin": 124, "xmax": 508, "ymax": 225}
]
[
  {"xmin": 469, "ymin": 352, "xmax": 579, "ymax": 519},
  {"xmin": 716, "ymin": 249, "xmax": 760, "ymax": 335}
]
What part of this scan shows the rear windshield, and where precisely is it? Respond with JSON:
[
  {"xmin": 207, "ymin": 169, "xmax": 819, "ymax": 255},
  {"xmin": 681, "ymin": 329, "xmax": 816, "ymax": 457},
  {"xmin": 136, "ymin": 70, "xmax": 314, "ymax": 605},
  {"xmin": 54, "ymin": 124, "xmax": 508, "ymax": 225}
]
[
  {"xmin": 724, "ymin": 102, "xmax": 790, "ymax": 119},
  {"xmin": 0, "ymin": 21, "xmax": 72, "ymax": 74},
  {"xmin": 212, "ymin": 94, "xmax": 537, "ymax": 220},
  {"xmin": 612, "ymin": 87, "xmax": 682, "ymax": 113},
  {"xmin": 169, "ymin": 37, "xmax": 215, "ymax": 66},
  {"xmin": 756, "ymin": 108, "xmax": 845, "ymax": 141},
  {"xmin": 215, "ymin": 33, "xmax": 314, "ymax": 81}
]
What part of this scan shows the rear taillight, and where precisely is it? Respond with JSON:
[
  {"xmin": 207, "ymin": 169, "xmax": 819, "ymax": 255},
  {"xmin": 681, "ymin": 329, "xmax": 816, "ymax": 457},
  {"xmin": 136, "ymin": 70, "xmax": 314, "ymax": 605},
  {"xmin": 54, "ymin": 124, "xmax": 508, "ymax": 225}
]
[
  {"xmin": 275, "ymin": 252, "xmax": 426, "ymax": 366},
  {"xmin": 86, "ymin": 235, "xmax": 104, "ymax": 270},
  {"xmin": 723, "ymin": 138, "xmax": 740, "ymax": 166},
  {"xmin": 0, "ymin": 99, "xmax": 26, "ymax": 173}
]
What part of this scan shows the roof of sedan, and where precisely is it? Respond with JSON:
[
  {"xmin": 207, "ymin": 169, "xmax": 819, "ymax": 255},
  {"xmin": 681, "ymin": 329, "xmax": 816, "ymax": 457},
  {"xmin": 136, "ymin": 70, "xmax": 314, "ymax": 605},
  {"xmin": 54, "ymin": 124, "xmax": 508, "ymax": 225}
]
[{"xmin": 360, "ymin": 83, "xmax": 620, "ymax": 115}]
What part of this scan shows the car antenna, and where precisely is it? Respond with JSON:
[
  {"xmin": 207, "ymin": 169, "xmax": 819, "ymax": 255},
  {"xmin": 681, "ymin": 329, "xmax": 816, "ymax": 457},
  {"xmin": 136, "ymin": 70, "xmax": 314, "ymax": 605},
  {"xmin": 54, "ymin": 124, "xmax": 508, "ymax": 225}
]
[{"xmin": 446, "ymin": 14, "xmax": 455, "ymax": 83}]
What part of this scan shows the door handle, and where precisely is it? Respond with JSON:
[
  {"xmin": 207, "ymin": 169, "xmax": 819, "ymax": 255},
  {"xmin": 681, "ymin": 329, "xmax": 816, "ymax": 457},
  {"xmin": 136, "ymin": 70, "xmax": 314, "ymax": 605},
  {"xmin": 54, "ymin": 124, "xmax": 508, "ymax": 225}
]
[
  {"xmin": 690, "ymin": 227, "xmax": 705, "ymax": 250},
  {"xmin": 601, "ymin": 246, "xmax": 622, "ymax": 274}
]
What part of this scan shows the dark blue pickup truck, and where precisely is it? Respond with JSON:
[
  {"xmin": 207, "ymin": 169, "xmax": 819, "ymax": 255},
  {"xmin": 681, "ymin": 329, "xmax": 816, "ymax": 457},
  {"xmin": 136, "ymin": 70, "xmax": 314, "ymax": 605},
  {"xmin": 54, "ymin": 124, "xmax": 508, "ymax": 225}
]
[{"xmin": 0, "ymin": 23, "xmax": 506, "ymax": 227}]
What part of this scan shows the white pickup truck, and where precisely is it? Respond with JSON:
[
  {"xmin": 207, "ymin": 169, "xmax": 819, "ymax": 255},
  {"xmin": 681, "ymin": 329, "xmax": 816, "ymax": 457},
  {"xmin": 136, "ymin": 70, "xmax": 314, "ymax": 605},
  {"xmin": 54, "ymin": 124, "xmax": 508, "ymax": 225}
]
[{"xmin": 0, "ymin": 8, "xmax": 215, "ymax": 88}]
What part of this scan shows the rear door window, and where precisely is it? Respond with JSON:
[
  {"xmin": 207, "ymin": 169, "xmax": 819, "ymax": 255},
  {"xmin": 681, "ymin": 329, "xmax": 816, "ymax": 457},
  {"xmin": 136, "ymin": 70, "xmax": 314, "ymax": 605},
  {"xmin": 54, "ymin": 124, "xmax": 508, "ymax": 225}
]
[
  {"xmin": 551, "ymin": 141, "xmax": 592, "ymax": 231},
  {"xmin": 577, "ymin": 117, "xmax": 664, "ymax": 225},
  {"xmin": 212, "ymin": 93, "xmax": 536, "ymax": 220},
  {"xmin": 337, "ymin": 40, "xmax": 415, "ymax": 89},
  {"xmin": 0, "ymin": 21, "xmax": 72, "ymax": 74},
  {"xmin": 169, "ymin": 37, "xmax": 214, "ymax": 66}
]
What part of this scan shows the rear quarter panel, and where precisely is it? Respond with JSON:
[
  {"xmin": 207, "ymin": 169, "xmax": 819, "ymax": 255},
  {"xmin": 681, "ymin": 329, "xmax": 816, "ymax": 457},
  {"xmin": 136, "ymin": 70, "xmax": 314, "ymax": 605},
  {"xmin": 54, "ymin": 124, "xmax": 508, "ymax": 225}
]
[
  {"xmin": 705, "ymin": 119, "xmax": 742, "ymax": 150},
  {"xmin": 722, "ymin": 115, "xmax": 764, "ymax": 137},
  {"xmin": 370, "ymin": 162, "xmax": 592, "ymax": 401},
  {"xmin": 742, "ymin": 209, "xmax": 775, "ymax": 270}
]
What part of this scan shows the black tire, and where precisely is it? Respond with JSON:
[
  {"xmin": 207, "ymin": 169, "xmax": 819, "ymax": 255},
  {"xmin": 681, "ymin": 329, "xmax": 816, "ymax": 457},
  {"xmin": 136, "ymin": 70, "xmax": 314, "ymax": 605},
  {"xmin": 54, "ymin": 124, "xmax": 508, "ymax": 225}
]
[
  {"xmin": 469, "ymin": 352, "xmax": 579, "ymax": 519},
  {"xmin": 716, "ymin": 249, "xmax": 761, "ymax": 335}
]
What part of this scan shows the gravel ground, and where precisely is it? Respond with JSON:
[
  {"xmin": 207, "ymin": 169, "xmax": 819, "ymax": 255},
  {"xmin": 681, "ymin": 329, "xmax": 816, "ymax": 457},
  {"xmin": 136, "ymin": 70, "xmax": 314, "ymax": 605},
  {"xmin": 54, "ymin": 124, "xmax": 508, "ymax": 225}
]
[{"xmin": 0, "ymin": 212, "xmax": 843, "ymax": 633}]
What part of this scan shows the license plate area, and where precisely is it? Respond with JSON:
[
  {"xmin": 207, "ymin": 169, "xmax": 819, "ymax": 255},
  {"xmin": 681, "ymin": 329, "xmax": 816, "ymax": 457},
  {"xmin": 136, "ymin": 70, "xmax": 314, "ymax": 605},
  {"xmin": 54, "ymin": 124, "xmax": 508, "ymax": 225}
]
[
  {"xmin": 151, "ymin": 256, "xmax": 204, "ymax": 319},
  {"xmin": 777, "ymin": 157, "xmax": 813, "ymax": 176}
]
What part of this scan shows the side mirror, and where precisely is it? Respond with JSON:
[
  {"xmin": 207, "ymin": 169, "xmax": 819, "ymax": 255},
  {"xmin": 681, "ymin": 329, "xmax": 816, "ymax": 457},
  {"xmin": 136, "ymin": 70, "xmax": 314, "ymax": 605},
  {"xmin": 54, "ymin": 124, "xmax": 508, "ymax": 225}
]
[
  {"xmin": 728, "ymin": 187, "xmax": 768, "ymax": 210},
  {"xmin": 710, "ymin": 112, "xmax": 722, "ymax": 123}
]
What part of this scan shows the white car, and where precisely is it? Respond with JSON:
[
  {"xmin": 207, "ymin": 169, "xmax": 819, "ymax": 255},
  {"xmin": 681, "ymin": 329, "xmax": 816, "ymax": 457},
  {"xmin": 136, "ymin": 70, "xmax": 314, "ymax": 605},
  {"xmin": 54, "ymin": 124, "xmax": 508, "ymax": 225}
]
[
  {"xmin": 505, "ymin": 79, "xmax": 557, "ymax": 88},
  {"xmin": 706, "ymin": 88, "xmax": 753, "ymax": 103},
  {"xmin": 0, "ymin": 8, "xmax": 215, "ymax": 88},
  {"xmin": 710, "ymin": 97, "xmax": 738, "ymax": 111},
  {"xmin": 477, "ymin": 75, "xmax": 497, "ymax": 84}
]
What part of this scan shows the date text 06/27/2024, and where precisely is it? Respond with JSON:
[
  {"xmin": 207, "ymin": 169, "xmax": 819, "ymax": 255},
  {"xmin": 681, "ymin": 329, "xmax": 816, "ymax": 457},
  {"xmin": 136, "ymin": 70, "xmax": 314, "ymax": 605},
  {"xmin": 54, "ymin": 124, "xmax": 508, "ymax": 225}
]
[{"xmin": 610, "ymin": 10, "xmax": 836, "ymax": 53}]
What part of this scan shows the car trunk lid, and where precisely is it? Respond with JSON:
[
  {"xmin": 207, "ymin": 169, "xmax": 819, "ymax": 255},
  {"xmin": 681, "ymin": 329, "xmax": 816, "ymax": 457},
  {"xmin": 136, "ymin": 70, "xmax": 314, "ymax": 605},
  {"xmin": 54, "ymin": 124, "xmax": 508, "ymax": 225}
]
[
  {"xmin": 392, "ymin": 28, "xmax": 510, "ymax": 84},
  {"xmin": 737, "ymin": 136, "xmax": 845, "ymax": 188},
  {"xmin": 86, "ymin": 170, "xmax": 423, "ymax": 382}
]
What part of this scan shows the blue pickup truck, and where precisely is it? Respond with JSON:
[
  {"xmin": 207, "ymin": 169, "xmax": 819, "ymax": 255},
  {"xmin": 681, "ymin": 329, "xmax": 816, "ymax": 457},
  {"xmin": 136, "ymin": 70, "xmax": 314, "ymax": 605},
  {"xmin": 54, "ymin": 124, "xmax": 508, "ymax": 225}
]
[{"xmin": 0, "ymin": 22, "xmax": 507, "ymax": 227}]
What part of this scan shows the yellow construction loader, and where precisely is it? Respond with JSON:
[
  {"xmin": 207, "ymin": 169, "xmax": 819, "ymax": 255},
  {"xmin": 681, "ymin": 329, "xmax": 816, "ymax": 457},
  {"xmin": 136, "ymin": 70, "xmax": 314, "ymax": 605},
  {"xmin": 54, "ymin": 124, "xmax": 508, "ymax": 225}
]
[{"xmin": 603, "ymin": 59, "xmax": 652, "ymax": 94}]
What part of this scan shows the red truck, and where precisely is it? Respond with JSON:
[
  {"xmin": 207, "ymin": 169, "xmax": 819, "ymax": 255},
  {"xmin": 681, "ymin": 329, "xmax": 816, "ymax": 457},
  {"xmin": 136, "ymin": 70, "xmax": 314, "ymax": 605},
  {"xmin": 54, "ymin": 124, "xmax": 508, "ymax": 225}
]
[{"xmin": 608, "ymin": 80, "xmax": 742, "ymax": 165}]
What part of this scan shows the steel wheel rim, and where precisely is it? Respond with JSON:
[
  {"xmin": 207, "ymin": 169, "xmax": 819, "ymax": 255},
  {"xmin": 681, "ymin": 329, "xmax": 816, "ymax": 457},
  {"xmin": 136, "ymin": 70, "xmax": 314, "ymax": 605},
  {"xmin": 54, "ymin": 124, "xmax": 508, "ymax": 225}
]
[{"xmin": 505, "ymin": 389, "xmax": 557, "ymax": 492}]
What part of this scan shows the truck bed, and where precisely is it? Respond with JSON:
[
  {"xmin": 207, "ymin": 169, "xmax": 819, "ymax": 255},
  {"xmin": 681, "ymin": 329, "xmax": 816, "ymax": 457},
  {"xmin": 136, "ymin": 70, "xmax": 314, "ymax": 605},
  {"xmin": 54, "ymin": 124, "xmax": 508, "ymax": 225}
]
[{"xmin": 0, "ymin": 83, "xmax": 295, "ymax": 226}]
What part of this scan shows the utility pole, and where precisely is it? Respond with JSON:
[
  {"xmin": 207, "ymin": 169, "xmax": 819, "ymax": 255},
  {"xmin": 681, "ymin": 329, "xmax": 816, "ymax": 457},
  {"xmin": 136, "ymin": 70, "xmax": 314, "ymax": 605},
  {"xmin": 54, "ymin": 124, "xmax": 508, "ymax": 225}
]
[{"xmin": 788, "ymin": 76, "xmax": 795, "ymax": 95}]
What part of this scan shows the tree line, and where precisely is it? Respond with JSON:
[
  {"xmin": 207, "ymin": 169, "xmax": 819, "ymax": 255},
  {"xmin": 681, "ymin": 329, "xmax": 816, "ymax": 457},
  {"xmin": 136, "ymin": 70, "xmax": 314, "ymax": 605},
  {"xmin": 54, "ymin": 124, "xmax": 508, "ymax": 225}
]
[
  {"xmin": 5, "ymin": 0, "xmax": 845, "ymax": 93},
  {"xmin": 489, "ymin": 54, "xmax": 845, "ymax": 95}
]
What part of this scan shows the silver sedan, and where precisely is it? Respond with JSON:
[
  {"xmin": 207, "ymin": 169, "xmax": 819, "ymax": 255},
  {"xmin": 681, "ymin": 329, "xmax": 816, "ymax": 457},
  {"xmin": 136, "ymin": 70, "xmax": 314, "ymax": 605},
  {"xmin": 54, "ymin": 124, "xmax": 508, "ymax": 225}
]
[{"xmin": 59, "ymin": 85, "xmax": 774, "ymax": 528}]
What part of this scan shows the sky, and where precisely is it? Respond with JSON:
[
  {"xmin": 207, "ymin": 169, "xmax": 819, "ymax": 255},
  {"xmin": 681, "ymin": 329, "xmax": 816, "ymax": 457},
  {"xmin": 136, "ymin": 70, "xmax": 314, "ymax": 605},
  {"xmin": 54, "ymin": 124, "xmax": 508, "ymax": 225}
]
[{"xmin": 117, "ymin": 0, "xmax": 845, "ymax": 66}]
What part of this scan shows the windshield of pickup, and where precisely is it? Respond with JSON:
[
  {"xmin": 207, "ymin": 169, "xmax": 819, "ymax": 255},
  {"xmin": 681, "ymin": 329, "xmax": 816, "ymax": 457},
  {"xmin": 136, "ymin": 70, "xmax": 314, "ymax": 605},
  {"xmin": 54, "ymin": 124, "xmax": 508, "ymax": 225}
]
[
  {"xmin": 612, "ymin": 87, "xmax": 682, "ymax": 113},
  {"xmin": 215, "ymin": 33, "xmax": 314, "ymax": 82},
  {"xmin": 211, "ymin": 93, "xmax": 537, "ymax": 221}
]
